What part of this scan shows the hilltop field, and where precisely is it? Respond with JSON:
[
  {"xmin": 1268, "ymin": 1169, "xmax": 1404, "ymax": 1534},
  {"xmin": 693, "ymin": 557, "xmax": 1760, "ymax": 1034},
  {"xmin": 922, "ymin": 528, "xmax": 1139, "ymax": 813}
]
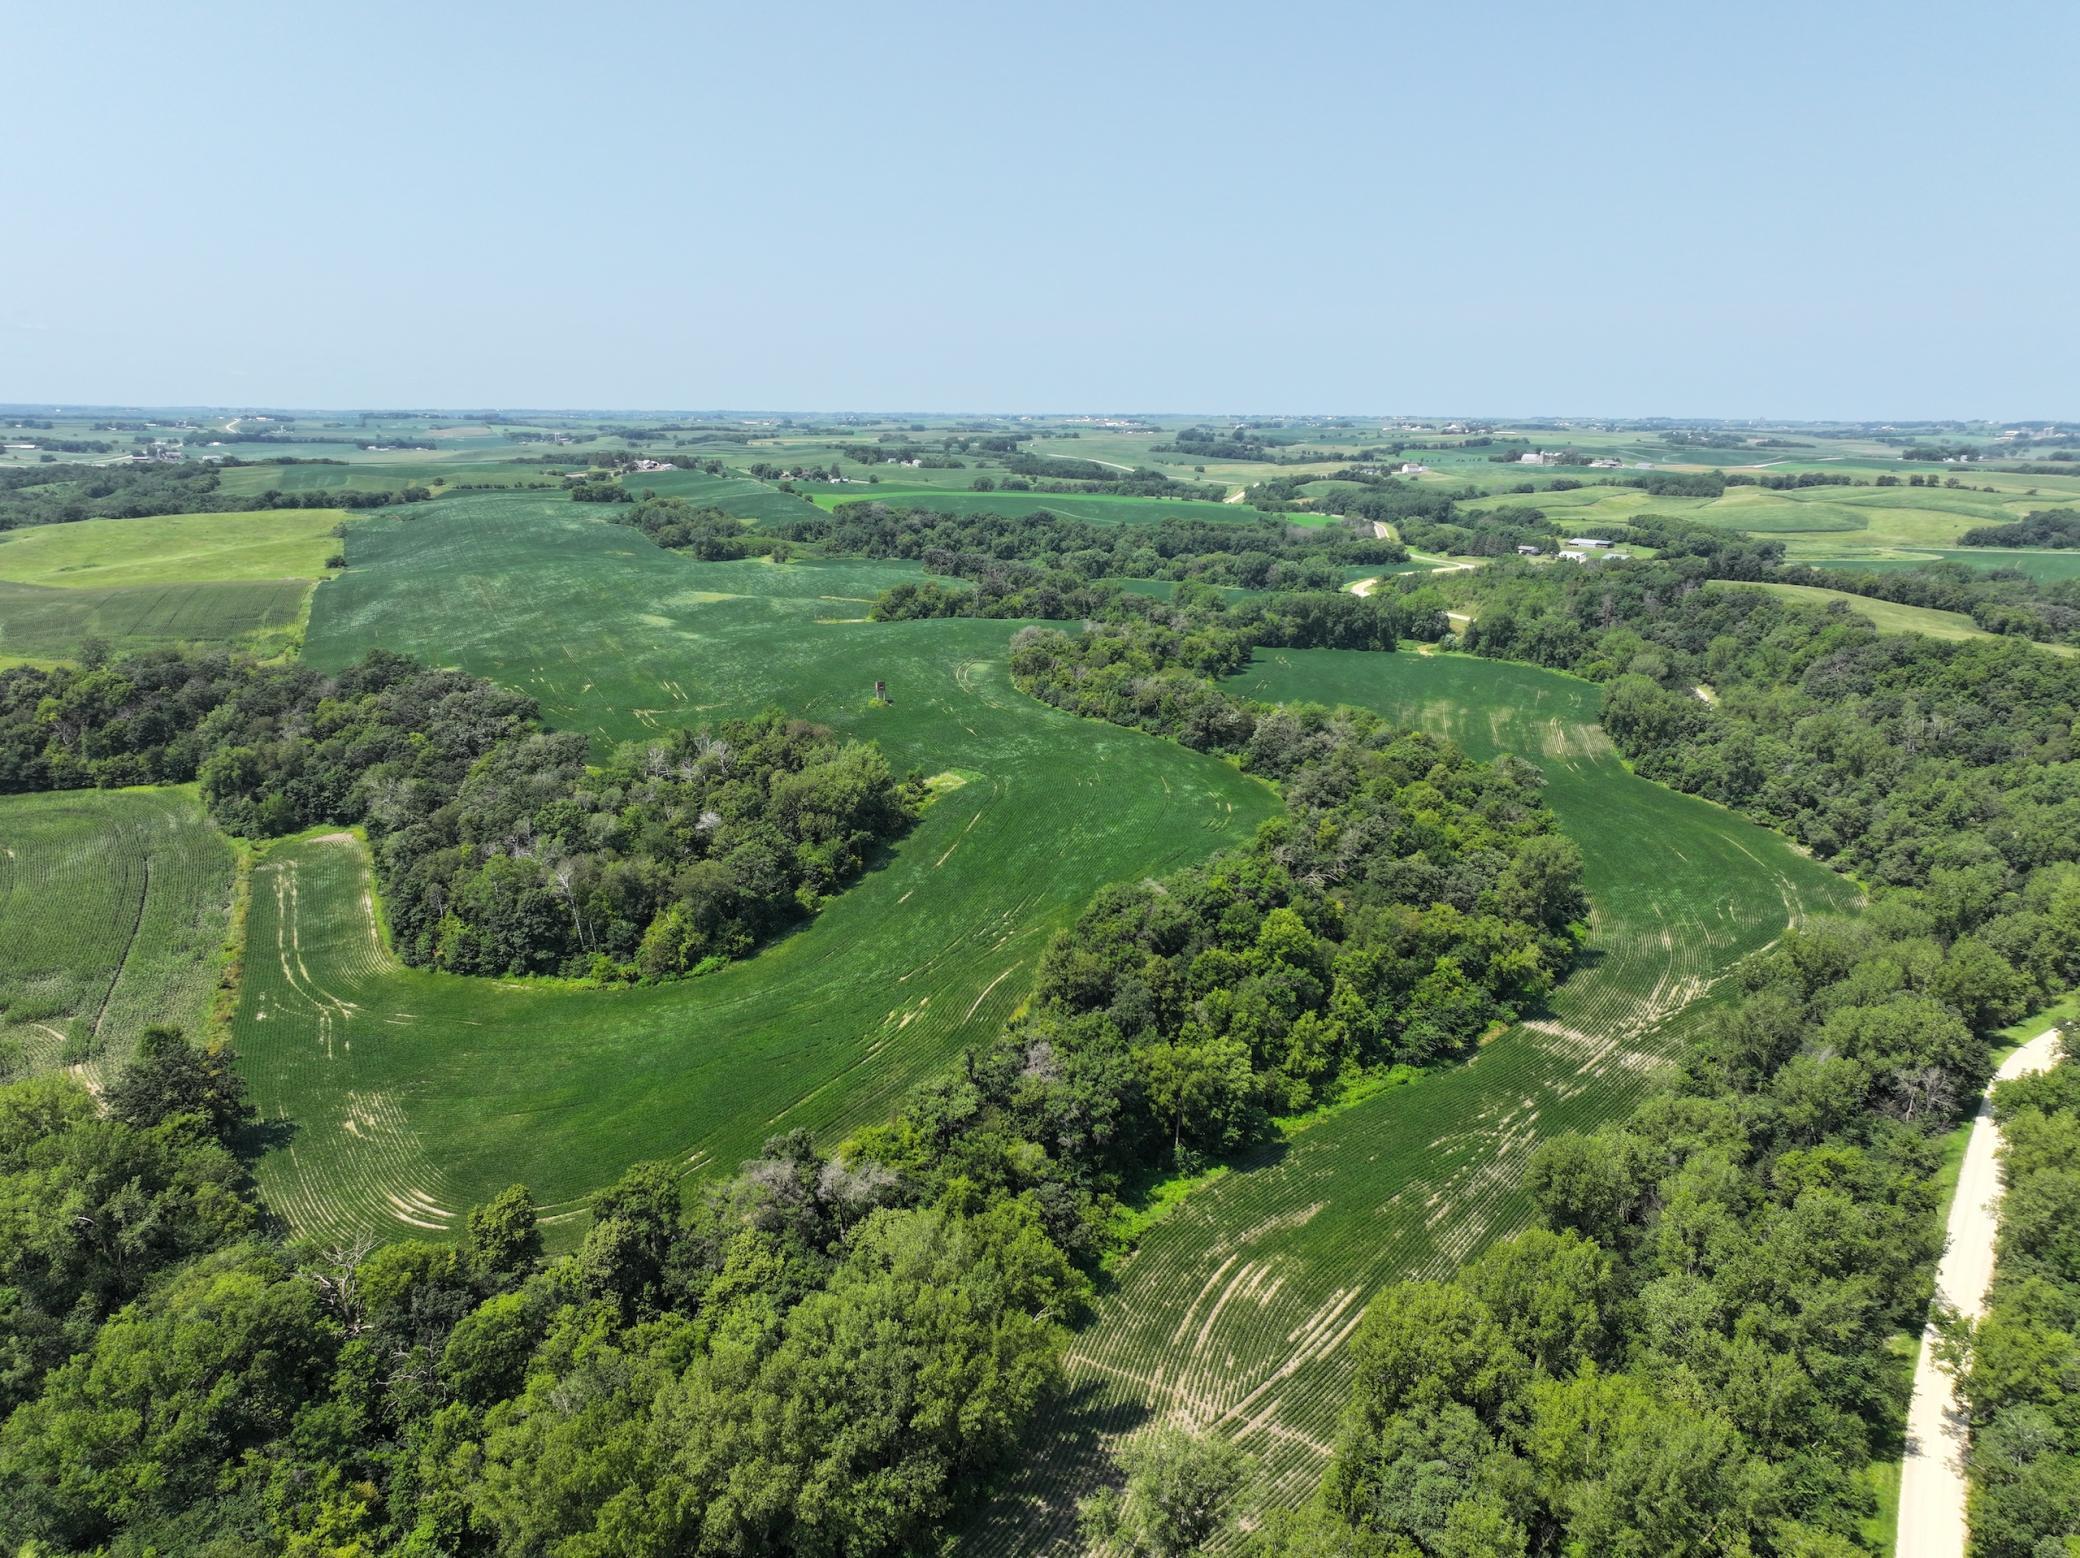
[{"xmin": 3, "ymin": 409, "xmax": 2077, "ymax": 1550}]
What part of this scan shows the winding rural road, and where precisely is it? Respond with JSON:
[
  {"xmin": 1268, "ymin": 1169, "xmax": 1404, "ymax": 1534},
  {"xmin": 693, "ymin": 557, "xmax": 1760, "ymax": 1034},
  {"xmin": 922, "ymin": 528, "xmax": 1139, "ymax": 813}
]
[{"xmin": 1896, "ymin": 1027, "xmax": 2062, "ymax": 1558}]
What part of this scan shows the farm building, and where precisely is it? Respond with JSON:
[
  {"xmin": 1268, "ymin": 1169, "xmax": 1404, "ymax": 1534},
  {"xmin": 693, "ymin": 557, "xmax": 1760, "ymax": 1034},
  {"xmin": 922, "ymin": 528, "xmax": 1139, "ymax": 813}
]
[
  {"xmin": 1515, "ymin": 544, "xmax": 1541, "ymax": 555},
  {"xmin": 1558, "ymin": 549, "xmax": 1588, "ymax": 562},
  {"xmin": 1566, "ymin": 537, "xmax": 1613, "ymax": 549},
  {"xmin": 1398, "ymin": 462, "xmax": 1430, "ymax": 474}
]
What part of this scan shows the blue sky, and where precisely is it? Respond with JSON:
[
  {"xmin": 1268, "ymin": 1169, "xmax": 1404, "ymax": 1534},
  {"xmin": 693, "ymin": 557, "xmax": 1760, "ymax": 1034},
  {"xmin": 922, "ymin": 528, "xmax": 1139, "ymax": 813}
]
[{"xmin": 3, "ymin": 0, "xmax": 2074, "ymax": 416}]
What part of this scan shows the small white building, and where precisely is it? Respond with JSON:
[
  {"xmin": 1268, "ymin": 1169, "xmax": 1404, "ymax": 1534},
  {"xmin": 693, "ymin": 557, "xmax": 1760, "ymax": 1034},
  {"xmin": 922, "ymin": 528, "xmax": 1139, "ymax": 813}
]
[
  {"xmin": 1515, "ymin": 544, "xmax": 1541, "ymax": 556},
  {"xmin": 1398, "ymin": 462, "xmax": 1430, "ymax": 475},
  {"xmin": 1558, "ymin": 549, "xmax": 1588, "ymax": 562}
]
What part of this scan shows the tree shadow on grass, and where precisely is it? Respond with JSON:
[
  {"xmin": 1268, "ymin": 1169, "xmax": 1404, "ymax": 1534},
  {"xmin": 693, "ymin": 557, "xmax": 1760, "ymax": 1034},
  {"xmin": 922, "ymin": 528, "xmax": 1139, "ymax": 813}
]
[
  {"xmin": 231, "ymin": 1114, "xmax": 299, "ymax": 1237},
  {"xmin": 958, "ymin": 1372, "xmax": 1154, "ymax": 1553}
]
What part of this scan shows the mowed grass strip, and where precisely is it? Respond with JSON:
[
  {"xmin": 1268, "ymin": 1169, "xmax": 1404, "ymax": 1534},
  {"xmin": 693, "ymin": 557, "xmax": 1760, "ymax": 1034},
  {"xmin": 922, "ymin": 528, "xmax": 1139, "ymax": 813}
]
[
  {"xmin": 965, "ymin": 649, "xmax": 1861, "ymax": 1552},
  {"xmin": 242, "ymin": 492, "xmax": 1278, "ymax": 1244},
  {"xmin": 0, "ymin": 786, "xmax": 236, "ymax": 1084}
]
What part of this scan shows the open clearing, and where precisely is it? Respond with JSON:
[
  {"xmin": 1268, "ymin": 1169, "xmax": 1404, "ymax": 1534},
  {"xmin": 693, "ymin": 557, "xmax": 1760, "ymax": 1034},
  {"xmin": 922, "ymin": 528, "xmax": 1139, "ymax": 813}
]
[
  {"xmin": 966, "ymin": 648, "xmax": 1861, "ymax": 1551},
  {"xmin": 237, "ymin": 493, "xmax": 1278, "ymax": 1242},
  {"xmin": 0, "ymin": 786, "xmax": 236, "ymax": 1084}
]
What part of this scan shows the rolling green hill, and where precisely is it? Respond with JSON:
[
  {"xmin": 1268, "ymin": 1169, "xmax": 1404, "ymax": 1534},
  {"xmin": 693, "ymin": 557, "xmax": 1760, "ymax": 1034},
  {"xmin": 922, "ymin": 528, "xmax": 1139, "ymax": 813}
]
[
  {"xmin": 240, "ymin": 492, "xmax": 1278, "ymax": 1242},
  {"xmin": 968, "ymin": 647, "xmax": 1862, "ymax": 1549}
]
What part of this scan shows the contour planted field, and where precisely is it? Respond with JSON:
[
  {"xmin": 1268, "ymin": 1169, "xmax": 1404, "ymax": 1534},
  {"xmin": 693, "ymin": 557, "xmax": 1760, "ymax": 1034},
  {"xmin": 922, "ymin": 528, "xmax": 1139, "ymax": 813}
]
[
  {"xmin": 627, "ymin": 467, "xmax": 824, "ymax": 525},
  {"xmin": 970, "ymin": 649, "xmax": 1861, "ymax": 1550},
  {"xmin": 244, "ymin": 492, "xmax": 1277, "ymax": 1241},
  {"xmin": 0, "ymin": 786, "xmax": 235, "ymax": 1083}
]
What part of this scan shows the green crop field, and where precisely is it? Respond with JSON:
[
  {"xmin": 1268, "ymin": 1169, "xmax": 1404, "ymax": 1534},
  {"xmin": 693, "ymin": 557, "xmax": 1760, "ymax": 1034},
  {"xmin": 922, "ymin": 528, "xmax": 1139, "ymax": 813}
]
[
  {"xmin": 966, "ymin": 648, "xmax": 1862, "ymax": 1550},
  {"xmin": 235, "ymin": 490, "xmax": 1278, "ymax": 1243},
  {"xmin": 626, "ymin": 467, "xmax": 826, "ymax": 525},
  {"xmin": 1800, "ymin": 547, "xmax": 2080, "ymax": 583},
  {"xmin": 0, "ymin": 507, "xmax": 373, "ymax": 661},
  {"xmin": 0, "ymin": 786, "xmax": 236, "ymax": 1084},
  {"xmin": 0, "ymin": 577, "xmax": 318, "ymax": 662},
  {"xmin": 0, "ymin": 508, "xmax": 348, "ymax": 588}
]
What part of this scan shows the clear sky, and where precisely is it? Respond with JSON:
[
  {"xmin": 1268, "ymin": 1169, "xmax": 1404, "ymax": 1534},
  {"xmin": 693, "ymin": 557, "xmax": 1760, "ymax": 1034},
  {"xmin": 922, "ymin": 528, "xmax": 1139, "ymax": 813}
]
[{"xmin": 4, "ymin": 0, "xmax": 2074, "ymax": 418}]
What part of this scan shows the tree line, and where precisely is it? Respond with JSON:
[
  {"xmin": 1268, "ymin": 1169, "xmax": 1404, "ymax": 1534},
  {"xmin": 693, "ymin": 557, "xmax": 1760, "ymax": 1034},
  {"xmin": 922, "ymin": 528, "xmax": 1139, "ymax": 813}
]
[
  {"xmin": 1955, "ymin": 1057, "xmax": 2080, "ymax": 1553},
  {"xmin": 0, "ymin": 650, "xmax": 920, "ymax": 980},
  {"xmin": 1236, "ymin": 531, "xmax": 2080, "ymax": 1554}
]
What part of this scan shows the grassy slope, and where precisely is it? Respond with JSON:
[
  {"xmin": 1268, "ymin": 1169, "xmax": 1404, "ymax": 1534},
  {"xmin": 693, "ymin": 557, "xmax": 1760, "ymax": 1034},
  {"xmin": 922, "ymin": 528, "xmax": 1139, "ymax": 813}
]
[
  {"xmin": 240, "ymin": 492, "xmax": 1278, "ymax": 1243},
  {"xmin": 1715, "ymin": 579, "xmax": 2079, "ymax": 656},
  {"xmin": 1802, "ymin": 548, "xmax": 2080, "ymax": 584},
  {"xmin": 0, "ymin": 508, "xmax": 347, "ymax": 588},
  {"xmin": 0, "ymin": 786, "xmax": 236, "ymax": 1084},
  {"xmin": 968, "ymin": 649, "xmax": 1861, "ymax": 1551}
]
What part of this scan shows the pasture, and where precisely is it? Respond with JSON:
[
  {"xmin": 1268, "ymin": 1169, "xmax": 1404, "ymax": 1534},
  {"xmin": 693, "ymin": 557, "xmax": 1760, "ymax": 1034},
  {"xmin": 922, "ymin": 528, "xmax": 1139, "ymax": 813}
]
[
  {"xmin": 968, "ymin": 648, "xmax": 1861, "ymax": 1549},
  {"xmin": 239, "ymin": 491, "xmax": 1278, "ymax": 1243},
  {"xmin": 0, "ymin": 786, "xmax": 236, "ymax": 1084}
]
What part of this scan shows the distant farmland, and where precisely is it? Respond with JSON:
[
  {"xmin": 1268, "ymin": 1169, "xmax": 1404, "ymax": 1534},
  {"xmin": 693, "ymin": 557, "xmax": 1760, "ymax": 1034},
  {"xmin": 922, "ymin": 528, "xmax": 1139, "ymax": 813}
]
[
  {"xmin": 0, "ymin": 507, "xmax": 357, "ymax": 661},
  {"xmin": 806, "ymin": 484, "xmax": 1295, "ymax": 526},
  {"xmin": 968, "ymin": 648, "xmax": 1861, "ymax": 1550}
]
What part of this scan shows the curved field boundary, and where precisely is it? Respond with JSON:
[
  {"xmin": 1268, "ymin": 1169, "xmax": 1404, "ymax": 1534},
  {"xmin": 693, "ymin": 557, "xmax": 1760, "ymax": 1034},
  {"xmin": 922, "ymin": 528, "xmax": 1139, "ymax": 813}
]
[
  {"xmin": 240, "ymin": 493, "xmax": 1279, "ymax": 1244},
  {"xmin": 0, "ymin": 786, "xmax": 236, "ymax": 1084},
  {"xmin": 964, "ymin": 650, "xmax": 1861, "ymax": 1551}
]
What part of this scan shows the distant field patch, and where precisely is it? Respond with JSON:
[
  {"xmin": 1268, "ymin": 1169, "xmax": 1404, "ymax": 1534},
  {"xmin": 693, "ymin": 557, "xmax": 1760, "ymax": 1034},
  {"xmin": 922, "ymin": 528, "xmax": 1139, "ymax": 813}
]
[
  {"xmin": 1809, "ymin": 548, "xmax": 2080, "ymax": 584},
  {"xmin": 0, "ymin": 786, "xmax": 235, "ymax": 1085},
  {"xmin": 1713, "ymin": 579, "xmax": 2077, "ymax": 654},
  {"xmin": 808, "ymin": 484, "xmax": 1287, "ymax": 526},
  {"xmin": 630, "ymin": 468, "xmax": 824, "ymax": 525},
  {"xmin": 0, "ymin": 508, "xmax": 348, "ymax": 589}
]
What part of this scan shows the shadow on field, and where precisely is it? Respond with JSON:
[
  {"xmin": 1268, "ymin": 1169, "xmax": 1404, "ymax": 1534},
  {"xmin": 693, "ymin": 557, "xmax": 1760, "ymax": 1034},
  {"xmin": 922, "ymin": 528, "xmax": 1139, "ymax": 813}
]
[
  {"xmin": 965, "ymin": 1374, "xmax": 1152, "ymax": 1550},
  {"xmin": 233, "ymin": 1116, "xmax": 300, "ymax": 1236}
]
